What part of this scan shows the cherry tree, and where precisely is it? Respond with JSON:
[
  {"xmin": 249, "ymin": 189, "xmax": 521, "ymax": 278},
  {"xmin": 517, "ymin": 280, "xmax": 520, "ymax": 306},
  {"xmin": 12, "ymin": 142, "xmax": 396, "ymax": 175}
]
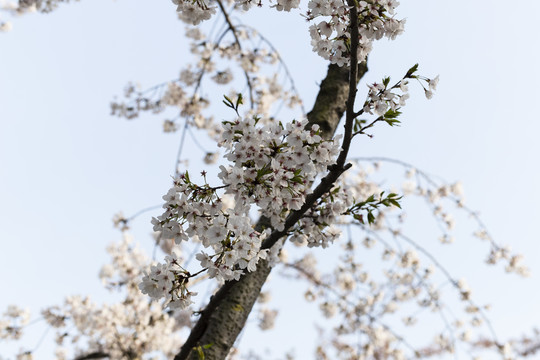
[{"xmin": 0, "ymin": 1, "xmax": 537, "ymax": 360}]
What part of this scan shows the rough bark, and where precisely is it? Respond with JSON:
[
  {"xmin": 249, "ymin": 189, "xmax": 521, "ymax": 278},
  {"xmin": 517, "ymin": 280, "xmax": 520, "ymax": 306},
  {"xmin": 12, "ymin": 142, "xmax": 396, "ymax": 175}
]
[
  {"xmin": 307, "ymin": 62, "xmax": 367, "ymax": 139},
  {"xmin": 175, "ymin": 61, "xmax": 368, "ymax": 360}
]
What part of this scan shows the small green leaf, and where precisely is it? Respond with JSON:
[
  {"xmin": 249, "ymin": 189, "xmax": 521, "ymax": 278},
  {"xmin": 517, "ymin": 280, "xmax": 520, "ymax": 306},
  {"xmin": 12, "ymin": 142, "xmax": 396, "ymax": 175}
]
[
  {"xmin": 223, "ymin": 95, "xmax": 234, "ymax": 108},
  {"xmin": 384, "ymin": 108, "xmax": 402, "ymax": 119},
  {"xmin": 236, "ymin": 93, "xmax": 243, "ymax": 109},
  {"xmin": 354, "ymin": 120, "xmax": 360, "ymax": 132},
  {"xmin": 194, "ymin": 345, "xmax": 205, "ymax": 360},
  {"xmin": 384, "ymin": 119, "xmax": 401, "ymax": 126},
  {"xmin": 405, "ymin": 63, "xmax": 419, "ymax": 78},
  {"xmin": 389, "ymin": 199, "xmax": 402, "ymax": 208}
]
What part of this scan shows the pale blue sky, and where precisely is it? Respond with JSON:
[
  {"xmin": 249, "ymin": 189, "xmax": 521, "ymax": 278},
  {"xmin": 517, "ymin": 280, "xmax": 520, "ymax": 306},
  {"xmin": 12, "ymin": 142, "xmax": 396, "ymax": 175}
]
[{"xmin": 1, "ymin": 1, "xmax": 540, "ymax": 358}]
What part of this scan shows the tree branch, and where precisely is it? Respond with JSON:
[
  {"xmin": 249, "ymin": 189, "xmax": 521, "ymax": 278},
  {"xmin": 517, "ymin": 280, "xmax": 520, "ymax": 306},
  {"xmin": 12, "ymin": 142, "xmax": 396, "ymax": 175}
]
[
  {"xmin": 215, "ymin": 0, "xmax": 255, "ymax": 108},
  {"xmin": 335, "ymin": 0, "xmax": 359, "ymax": 168},
  {"xmin": 306, "ymin": 61, "xmax": 367, "ymax": 139},
  {"xmin": 175, "ymin": 52, "xmax": 368, "ymax": 360},
  {"xmin": 74, "ymin": 352, "xmax": 109, "ymax": 360}
]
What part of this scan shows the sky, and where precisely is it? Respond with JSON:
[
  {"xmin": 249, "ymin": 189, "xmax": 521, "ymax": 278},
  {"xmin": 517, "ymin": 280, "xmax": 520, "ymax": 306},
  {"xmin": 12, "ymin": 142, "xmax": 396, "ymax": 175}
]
[{"xmin": 1, "ymin": 0, "xmax": 540, "ymax": 358}]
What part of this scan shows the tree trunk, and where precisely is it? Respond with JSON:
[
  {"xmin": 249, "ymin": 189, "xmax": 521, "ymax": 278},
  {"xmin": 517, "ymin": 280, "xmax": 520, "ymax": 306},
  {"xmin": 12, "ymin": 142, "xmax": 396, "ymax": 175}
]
[{"xmin": 175, "ymin": 61, "xmax": 368, "ymax": 360}]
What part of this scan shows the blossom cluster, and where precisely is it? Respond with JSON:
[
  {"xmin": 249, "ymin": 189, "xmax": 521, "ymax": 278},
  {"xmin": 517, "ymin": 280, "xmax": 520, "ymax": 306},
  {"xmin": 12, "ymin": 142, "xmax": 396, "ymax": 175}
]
[
  {"xmin": 55, "ymin": 237, "xmax": 183, "ymax": 359},
  {"xmin": 362, "ymin": 66, "xmax": 439, "ymax": 120},
  {"xmin": 168, "ymin": 0, "xmax": 403, "ymax": 66},
  {"xmin": 110, "ymin": 26, "xmax": 303, "ymax": 149},
  {"xmin": 365, "ymin": 78, "xmax": 410, "ymax": 116},
  {"xmin": 0, "ymin": 0, "xmax": 77, "ymax": 29},
  {"xmin": 1, "ymin": 236, "xmax": 186, "ymax": 359},
  {"xmin": 173, "ymin": 0, "xmax": 215, "ymax": 25},
  {"xmin": 143, "ymin": 116, "xmax": 342, "ymax": 306},
  {"xmin": 274, "ymin": 159, "xmax": 531, "ymax": 360},
  {"xmin": 219, "ymin": 117, "xmax": 341, "ymax": 229},
  {"xmin": 289, "ymin": 184, "xmax": 354, "ymax": 248},
  {"xmin": 0, "ymin": 305, "xmax": 30, "ymax": 340},
  {"xmin": 171, "ymin": 0, "xmax": 302, "ymax": 23},
  {"xmin": 399, "ymin": 161, "xmax": 531, "ymax": 278},
  {"xmin": 307, "ymin": 0, "xmax": 404, "ymax": 66},
  {"xmin": 17, "ymin": 0, "xmax": 76, "ymax": 12},
  {"xmin": 146, "ymin": 171, "xmax": 268, "ymax": 285},
  {"xmin": 139, "ymin": 251, "xmax": 200, "ymax": 309}
]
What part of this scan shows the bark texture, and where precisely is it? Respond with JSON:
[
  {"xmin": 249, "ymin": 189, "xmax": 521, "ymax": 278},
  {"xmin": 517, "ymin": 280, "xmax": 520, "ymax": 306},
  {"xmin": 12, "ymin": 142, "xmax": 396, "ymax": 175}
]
[
  {"xmin": 175, "ymin": 61, "xmax": 368, "ymax": 360},
  {"xmin": 308, "ymin": 62, "xmax": 368, "ymax": 139}
]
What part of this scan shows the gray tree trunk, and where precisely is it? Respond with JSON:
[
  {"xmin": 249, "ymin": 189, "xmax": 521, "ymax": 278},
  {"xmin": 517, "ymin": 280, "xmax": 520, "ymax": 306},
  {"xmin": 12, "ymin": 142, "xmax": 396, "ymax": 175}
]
[{"xmin": 175, "ymin": 61, "xmax": 368, "ymax": 360}]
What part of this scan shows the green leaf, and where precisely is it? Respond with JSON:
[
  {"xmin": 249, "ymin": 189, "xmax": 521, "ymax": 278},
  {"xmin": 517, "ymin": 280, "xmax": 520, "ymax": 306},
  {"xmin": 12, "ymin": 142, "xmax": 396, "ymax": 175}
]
[
  {"xmin": 223, "ymin": 95, "xmax": 234, "ymax": 108},
  {"xmin": 256, "ymin": 165, "xmax": 272, "ymax": 180},
  {"xmin": 236, "ymin": 93, "xmax": 243, "ymax": 109},
  {"xmin": 384, "ymin": 119, "xmax": 401, "ymax": 126},
  {"xmin": 384, "ymin": 108, "xmax": 402, "ymax": 119},
  {"xmin": 405, "ymin": 63, "xmax": 419, "ymax": 78},
  {"xmin": 195, "ymin": 345, "xmax": 205, "ymax": 360}
]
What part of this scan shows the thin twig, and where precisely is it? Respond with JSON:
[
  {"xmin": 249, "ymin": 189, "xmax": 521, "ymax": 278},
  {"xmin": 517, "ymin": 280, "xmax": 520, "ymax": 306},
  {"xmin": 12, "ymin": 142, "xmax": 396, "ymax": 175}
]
[
  {"xmin": 215, "ymin": 0, "xmax": 254, "ymax": 108},
  {"xmin": 236, "ymin": 24, "xmax": 307, "ymax": 116},
  {"xmin": 335, "ymin": 0, "xmax": 359, "ymax": 169},
  {"xmin": 175, "ymin": 120, "xmax": 189, "ymax": 176}
]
